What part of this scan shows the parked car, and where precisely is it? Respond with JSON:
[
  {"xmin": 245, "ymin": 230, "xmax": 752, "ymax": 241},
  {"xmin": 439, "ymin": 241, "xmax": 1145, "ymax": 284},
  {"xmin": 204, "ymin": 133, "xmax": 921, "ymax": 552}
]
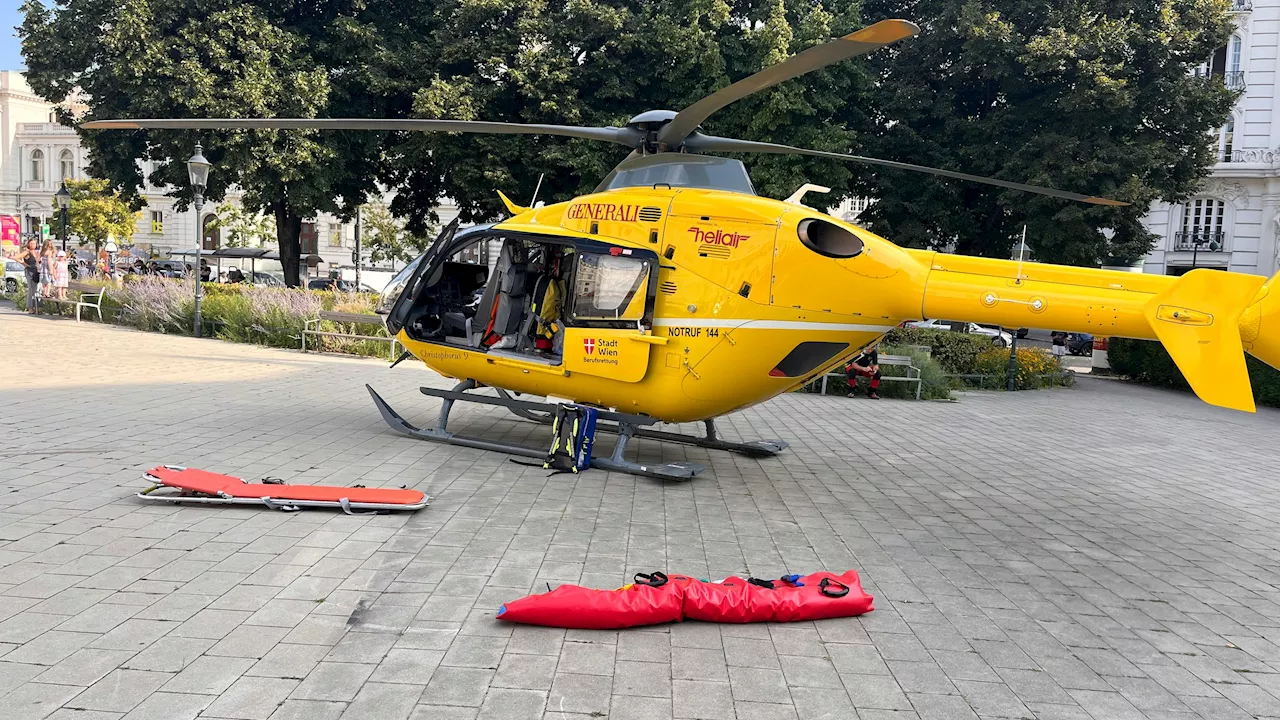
[
  {"xmin": 3, "ymin": 259, "xmax": 25, "ymax": 293},
  {"xmin": 251, "ymin": 272, "xmax": 285, "ymax": 287},
  {"xmin": 1066, "ymin": 332, "xmax": 1094, "ymax": 356},
  {"xmin": 307, "ymin": 278, "xmax": 376, "ymax": 292},
  {"xmin": 906, "ymin": 319, "xmax": 1013, "ymax": 347}
]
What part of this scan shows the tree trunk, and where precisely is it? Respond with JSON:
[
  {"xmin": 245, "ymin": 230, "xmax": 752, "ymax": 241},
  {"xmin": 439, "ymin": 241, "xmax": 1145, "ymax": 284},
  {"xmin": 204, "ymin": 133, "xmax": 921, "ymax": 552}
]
[{"xmin": 273, "ymin": 201, "xmax": 303, "ymax": 287}]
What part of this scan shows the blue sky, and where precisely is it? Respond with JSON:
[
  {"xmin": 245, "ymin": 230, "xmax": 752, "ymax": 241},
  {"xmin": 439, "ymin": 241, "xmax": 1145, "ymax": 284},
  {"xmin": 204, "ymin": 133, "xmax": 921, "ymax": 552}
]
[{"xmin": 1, "ymin": 0, "xmax": 23, "ymax": 70}]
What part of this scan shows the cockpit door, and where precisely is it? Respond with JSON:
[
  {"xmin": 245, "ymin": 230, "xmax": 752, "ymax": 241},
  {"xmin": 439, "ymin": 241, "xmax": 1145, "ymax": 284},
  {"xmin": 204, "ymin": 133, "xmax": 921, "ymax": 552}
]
[
  {"xmin": 379, "ymin": 219, "xmax": 459, "ymax": 336},
  {"xmin": 561, "ymin": 247, "xmax": 660, "ymax": 383}
]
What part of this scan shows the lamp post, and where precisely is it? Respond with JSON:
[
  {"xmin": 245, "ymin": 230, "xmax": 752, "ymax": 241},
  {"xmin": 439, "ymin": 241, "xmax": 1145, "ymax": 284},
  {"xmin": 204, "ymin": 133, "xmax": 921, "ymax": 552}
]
[
  {"xmin": 54, "ymin": 182, "xmax": 71, "ymax": 252},
  {"xmin": 1190, "ymin": 234, "xmax": 1223, "ymax": 270},
  {"xmin": 187, "ymin": 144, "xmax": 211, "ymax": 337}
]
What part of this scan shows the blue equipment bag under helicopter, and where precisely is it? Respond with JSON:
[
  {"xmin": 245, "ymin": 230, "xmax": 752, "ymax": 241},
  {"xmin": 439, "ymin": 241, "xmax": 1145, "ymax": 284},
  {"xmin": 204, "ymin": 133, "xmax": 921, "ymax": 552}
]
[{"xmin": 544, "ymin": 404, "xmax": 598, "ymax": 473}]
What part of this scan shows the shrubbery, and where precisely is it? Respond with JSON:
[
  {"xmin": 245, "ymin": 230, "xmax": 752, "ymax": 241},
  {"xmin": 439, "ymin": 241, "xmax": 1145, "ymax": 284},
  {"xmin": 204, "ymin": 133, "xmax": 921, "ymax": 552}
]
[
  {"xmin": 882, "ymin": 326, "xmax": 992, "ymax": 373},
  {"xmin": 974, "ymin": 347, "xmax": 1073, "ymax": 390},
  {"xmin": 10, "ymin": 275, "xmax": 395, "ymax": 358},
  {"xmin": 1108, "ymin": 337, "xmax": 1280, "ymax": 408}
]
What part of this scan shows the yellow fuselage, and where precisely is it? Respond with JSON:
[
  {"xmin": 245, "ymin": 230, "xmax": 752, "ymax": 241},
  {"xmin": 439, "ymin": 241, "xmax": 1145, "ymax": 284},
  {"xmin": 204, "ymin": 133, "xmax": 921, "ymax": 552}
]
[{"xmin": 398, "ymin": 185, "xmax": 1280, "ymax": 420}]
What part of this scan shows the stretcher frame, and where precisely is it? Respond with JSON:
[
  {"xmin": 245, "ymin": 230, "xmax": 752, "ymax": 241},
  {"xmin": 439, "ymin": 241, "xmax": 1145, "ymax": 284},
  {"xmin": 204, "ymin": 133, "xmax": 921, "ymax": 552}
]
[{"xmin": 138, "ymin": 466, "xmax": 431, "ymax": 513}]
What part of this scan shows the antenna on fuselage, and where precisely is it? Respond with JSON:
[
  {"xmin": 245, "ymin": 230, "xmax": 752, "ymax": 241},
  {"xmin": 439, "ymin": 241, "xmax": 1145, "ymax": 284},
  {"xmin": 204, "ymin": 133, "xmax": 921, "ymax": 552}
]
[
  {"xmin": 1015, "ymin": 225, "xmax": 1027, "ymax": 284},
  {"xmin": 530, "ymin": 173, "xmax": 545, "ymax": 208}
]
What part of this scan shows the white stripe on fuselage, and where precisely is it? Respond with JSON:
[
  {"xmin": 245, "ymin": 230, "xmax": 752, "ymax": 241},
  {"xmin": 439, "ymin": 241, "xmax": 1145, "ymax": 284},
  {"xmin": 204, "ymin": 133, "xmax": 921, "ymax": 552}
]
[{"xmin": 652, "ymin": 318, "xmax": 895, "ymax": 332}]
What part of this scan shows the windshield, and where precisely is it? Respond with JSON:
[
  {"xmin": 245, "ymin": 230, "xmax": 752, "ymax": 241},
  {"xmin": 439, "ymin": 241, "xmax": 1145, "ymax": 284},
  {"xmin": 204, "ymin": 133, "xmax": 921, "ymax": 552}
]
[
  {"xmin": 376, "ymin": 254, "xmax": 425, "ymax": 315},
  {"xmin": 596, "ymin": 155, "xmax": 756, "ymax": 194}
]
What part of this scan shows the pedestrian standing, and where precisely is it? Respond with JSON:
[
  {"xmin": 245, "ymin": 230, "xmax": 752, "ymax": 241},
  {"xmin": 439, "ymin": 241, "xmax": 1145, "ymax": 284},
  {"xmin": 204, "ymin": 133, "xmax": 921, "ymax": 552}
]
[
  {"xmin": 39, "ymin": 240, "xmax": 56, "ymax": 298},
  {"xmin": 15, "ymin": 239, "xmax": 41, "ymax": 313},
  {"xmin": 1051, "ymin": 331, "xmax": 1067, "ymax": 359},
  {"xmin": 53, "ymin": 250, "xmax": 69, "ymax": 300}
]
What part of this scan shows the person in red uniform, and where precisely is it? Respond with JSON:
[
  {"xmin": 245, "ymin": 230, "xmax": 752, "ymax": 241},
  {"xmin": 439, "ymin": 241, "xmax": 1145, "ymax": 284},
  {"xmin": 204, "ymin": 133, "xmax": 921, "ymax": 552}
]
[{"xmin": 846, "ymin": 347, "xmax": 881, "ymax": 400}]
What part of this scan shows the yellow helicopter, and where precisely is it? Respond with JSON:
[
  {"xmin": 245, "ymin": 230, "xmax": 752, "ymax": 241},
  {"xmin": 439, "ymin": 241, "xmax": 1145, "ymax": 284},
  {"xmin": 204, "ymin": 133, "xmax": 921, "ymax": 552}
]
[{"xmin": 86, "ymin": 19, "xmax": 1280, "ymax": 479}]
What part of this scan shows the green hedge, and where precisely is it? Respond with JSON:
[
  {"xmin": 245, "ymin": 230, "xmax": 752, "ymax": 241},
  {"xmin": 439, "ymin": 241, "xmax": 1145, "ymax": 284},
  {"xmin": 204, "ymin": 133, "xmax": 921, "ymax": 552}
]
[
  {"xmin": 882, "ymin": 326, "xmax": 992, "ymax": 373},
  {"xmin": 1108, "ymin": 337, "xmax": 1280, "ymax": 408}
]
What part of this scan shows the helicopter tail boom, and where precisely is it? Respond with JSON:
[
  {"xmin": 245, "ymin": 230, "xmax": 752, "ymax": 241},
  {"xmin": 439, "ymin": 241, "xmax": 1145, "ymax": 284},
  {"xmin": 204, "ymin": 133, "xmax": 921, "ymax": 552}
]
[{"xmin": 916, "ymin": 252, "xmax": 1274, "ymax": 412}]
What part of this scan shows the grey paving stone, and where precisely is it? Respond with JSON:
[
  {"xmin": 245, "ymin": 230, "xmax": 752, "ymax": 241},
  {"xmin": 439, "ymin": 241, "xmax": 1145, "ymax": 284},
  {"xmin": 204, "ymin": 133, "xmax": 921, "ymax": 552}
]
[
  {"xmin": 10, "ymin": 311, "xmax": 1280, "ymax": 720},
  {"xmin": 1, "ymin": 683, "xmax": 86, "ymax": 719},
  {"xmin": 200, "ymin": 676, "xmax": 298, "ymax": 719},
  {"xmin": 266, "ymin": 699, "xmax": 348, "ymax": 720},
  {"xmin": 338, "ymin": 681, "xmax": 422, "ymax": 720},
  {"xmin": 613, "ymin": 660, "xmax": 672, "ymax": 698},
  {"xmin": 476, "ymin": 687, "xmax": 546, "ymax": 719},
  {"xmin": 671, "ymin": 646, "xmax": 728, "ymax": 682},
  {"xmin": 421, "ymin": 666, "xmax": 495, "ymax": 707},
  {"xmin": 35, "ymin": 648, "xmax": 135, "ymax": 687},
  {"xmin": 828, "ymin": 643, "xmax": 891, "ymax": 676},
  {"xmin": 728, "ymin": 665, "xmax": 790, "ymax": 704},
  {"xmin": 289, "ymin": 662, "xmax": 376, "ymax": 702},
  {"xmin": 845, "ymin": 672, "xmax": 912, "ymax": 710},
  {"xmin": 70, "ymin": 669, "xmax": 172, "ymax": 713},
  {"xmin": 609, "ymin": 695, "xmax": 676, "ymax": 720},
  {"xmin": 671, "ymin": 679, "xmax": 734, "ymax": 719}
]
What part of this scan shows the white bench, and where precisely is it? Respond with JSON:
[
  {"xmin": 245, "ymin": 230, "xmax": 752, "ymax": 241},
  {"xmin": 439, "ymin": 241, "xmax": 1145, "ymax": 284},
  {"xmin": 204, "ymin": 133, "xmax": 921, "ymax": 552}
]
[
  {"xmin": 819, "ymin": 353, "xmax": 923, "ymax": 400},
  {"xmin": 302, "ymin": 311, "xmax": 399, "ymax": 358},
  {"xmin": 39, "ymin": 282, "xmax": 106, "ymax": 321}
]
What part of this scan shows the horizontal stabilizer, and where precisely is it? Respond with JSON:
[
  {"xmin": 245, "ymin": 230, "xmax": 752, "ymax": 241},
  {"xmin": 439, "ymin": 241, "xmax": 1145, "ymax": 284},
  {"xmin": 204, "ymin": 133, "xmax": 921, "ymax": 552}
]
[{"xmin": 1144, "ymin": 269, "xmax": 1265, "ymax": 412}]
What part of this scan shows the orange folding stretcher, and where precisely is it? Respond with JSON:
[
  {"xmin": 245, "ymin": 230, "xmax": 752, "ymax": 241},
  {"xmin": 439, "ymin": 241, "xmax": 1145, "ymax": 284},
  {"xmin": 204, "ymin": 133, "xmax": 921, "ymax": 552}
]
[{"xmin": 139, "ymin": 465, "xmax": 429, "ymax": 513}]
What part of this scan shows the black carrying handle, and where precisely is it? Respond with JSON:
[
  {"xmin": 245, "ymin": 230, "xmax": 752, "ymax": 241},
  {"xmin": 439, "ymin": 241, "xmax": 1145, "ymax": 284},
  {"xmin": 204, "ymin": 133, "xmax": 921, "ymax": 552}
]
[
  {"xmin": 747, "ymin": 577, "xmax": 776, "ymax": 590},
  {"xmin": 634, "ymin": 571, "xmax": 669, "ymax": 588},
  {"xmin": 819, "ymin": 578, "xmax": 850, "ymax": 598}
]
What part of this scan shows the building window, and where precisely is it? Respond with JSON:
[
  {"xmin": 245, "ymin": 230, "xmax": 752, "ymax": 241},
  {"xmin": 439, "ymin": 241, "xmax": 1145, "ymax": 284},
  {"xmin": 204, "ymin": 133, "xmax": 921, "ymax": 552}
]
[
  {"xmin": 60, "ymin": 150, "xmax": 75, "ymax": 180},
  {"xmin": 328, "ymin": 223, "xmax": 344, "ymax": 247},
  {"xmin": 1226, "ymin": 36, "xmax": 1245, "ymax": 90},
  {"xmin": 151, "ymin": 211, "xmax": 164, "ymax": 235},
  {"xmin": 300, "ymin": 222, "xmax": 318, "ymax": 254},
  {"xmin": 1176, "ymin": 199, "xmax": 1226, "ymax": 251},
  {"xmin": 30, "ymin": 150, "xmax": 44, "ymax": 182},
  {"xmin": 1219, "ymin": 119, "xmax": 1235, "ymax": 162}
]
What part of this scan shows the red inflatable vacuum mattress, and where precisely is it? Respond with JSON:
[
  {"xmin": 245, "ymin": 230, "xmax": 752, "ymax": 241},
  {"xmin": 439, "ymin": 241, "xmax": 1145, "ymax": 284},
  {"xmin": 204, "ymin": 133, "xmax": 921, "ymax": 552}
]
[
  {"xmin": 139, "ymin": 465, "xmax": 429, "ymax": 513},
  {"xmin": 498, "ymin": 570, "xmax": 873, "ymax": 628}
]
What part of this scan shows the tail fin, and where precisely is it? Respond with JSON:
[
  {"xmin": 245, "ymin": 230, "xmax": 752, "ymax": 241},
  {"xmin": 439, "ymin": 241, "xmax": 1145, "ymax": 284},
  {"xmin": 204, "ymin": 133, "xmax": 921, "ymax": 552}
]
[
  {"xmin": 1240, "ymin": 270, "xmax": 1280, "ymax": 374},
  {"xmin": 1143, "ymin": 269, "xmax": 1265, "ymax": 412}
]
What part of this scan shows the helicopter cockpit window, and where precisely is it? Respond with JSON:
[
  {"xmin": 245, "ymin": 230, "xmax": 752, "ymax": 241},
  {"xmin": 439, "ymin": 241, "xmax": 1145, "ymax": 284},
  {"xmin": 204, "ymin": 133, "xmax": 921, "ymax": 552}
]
[{"xmin": 570, "ymin": 253, "xmax": 651, "ymax": 321}]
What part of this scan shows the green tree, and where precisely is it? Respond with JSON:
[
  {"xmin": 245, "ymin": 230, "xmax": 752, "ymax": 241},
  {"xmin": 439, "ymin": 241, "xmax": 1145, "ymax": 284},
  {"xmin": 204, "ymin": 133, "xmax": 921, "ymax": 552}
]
[
  {"xmin": 360, "ymin": 204, "xmax": 435, "ymax": 266},
  {"xmin": 66, "ymin": 178, "xmax": 140, "ymax": 249},
  {"xmin": 208, "ymin": 203, "xmax": 276, "ymax": 248},
  {"xmin": 854, "ymin": 0, "xmax": 1238, "ymax": 265},
  {"xmin": 20, "ymin": 0, "xmax": 389, "ymax": 286},
  {"xmin": 371, "ymin": 0, "xmax": 872, "ymax": 231}
]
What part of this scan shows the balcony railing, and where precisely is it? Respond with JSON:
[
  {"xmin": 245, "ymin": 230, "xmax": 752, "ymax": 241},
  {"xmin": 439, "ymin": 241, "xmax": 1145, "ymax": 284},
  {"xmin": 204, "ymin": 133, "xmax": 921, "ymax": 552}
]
[
  {"xmin": 1231, "ymin": 0, "xmax": 1252, "ymax": 11},
  {"xmin": 1224, "ymin": 71, "xmax": 1246, "ymax": 91},
  {"xmin": 1174, "ymin": 230, "xmax": 1226, "ymax": 252}
]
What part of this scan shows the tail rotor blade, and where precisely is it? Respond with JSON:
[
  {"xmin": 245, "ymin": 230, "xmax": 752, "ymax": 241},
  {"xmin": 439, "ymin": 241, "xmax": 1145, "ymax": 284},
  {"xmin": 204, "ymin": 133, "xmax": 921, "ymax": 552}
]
[
  {"xmin": 657, "ymin": 19, "xmax": 918, "ymax": 148},
  {"xmin": 684, "ymin": 134, "xmax": 1129, "ymax": 206},
  {"xmin": 80, "ymin": 118, "xmax": 639, "ymax": 146}
]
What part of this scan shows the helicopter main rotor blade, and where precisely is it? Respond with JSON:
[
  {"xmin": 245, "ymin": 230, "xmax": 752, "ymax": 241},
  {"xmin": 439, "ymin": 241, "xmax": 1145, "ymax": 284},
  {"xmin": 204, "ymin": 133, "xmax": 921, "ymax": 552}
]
[
  {"xmin": 80, "ymin": 118, "xmax": 640, "ymax": 145},
  {"xmin": 656, "ymin": 19, "xmax": 919, "ymax": 149},
  {"xmin": 685, "ymin": 134, "xmax": 1129, "ymax": 206}
]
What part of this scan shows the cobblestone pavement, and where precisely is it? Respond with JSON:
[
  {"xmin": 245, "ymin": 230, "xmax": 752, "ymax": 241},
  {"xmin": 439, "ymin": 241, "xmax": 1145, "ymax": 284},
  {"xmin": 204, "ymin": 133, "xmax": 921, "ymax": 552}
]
[{"xmin": 3, "ymin": 306, "xmax": 1280, "ymax": 720}]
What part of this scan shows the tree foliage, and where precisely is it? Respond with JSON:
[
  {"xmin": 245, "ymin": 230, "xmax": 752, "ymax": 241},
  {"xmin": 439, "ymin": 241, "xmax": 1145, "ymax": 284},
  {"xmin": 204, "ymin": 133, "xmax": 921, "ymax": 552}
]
[
  {"xmin": 66, "ymin": 178, "xmax": 140, "ymax": 249},
  {"xmin": 21, "ymin": 0, "xmax": 1237, "ymax": 268},
  {"xmin": 209, "ymin": 203, "xmax": 276, "ymax": 248},
  {"xmin": 360, "ymin": 204, "xmax": 435, "ymax": 266},
  {"xmin": 20, "ymin": 0, "xmax": 388, "ymax": 285},
  {"xmin": 853, "ymin": 0, "xmax": 1237, "ymax": 264},
  {"xmin": 368, "ymin": 0, "xmax": 871, "ymax": 231}
]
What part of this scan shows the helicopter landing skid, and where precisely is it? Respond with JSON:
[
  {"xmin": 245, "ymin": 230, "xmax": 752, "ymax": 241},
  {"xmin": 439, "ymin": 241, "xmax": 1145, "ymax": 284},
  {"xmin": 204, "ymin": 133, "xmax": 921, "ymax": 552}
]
[
  {"xmin": 489, "ymin": 389, "xmax": 786, "ymax": 458},
  {"xmin": 366, "ymin": 384, "xmax": 704, "ymax": 481}
]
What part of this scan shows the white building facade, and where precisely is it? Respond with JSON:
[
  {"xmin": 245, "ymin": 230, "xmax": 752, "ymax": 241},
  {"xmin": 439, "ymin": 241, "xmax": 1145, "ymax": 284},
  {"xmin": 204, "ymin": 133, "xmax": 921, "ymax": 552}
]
[
  {"xmin": 0, "ymin": 70, "xmax": 457, "ymax": 279},
  {"xmin": 1141, "ymin": 0, "xmax": 1280, "ymax": 277}
]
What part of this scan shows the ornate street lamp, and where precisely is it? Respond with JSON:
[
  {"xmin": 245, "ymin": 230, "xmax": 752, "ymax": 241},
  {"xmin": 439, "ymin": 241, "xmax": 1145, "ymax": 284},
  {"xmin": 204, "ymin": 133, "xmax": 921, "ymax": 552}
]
[
  {"xmin": 188, "ymin": 144, "xmax": 211, "ymax": 337},
  {"xmin": 54, "ymin": 182, "xmax": 71, "ymax": 252}
]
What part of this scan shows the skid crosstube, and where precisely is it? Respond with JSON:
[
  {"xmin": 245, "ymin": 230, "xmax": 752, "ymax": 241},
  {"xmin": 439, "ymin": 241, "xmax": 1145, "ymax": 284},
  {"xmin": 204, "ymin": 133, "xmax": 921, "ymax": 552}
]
[{"xmin": 367, "ymin": 384, "xmax": 707, "ymax": 481}]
